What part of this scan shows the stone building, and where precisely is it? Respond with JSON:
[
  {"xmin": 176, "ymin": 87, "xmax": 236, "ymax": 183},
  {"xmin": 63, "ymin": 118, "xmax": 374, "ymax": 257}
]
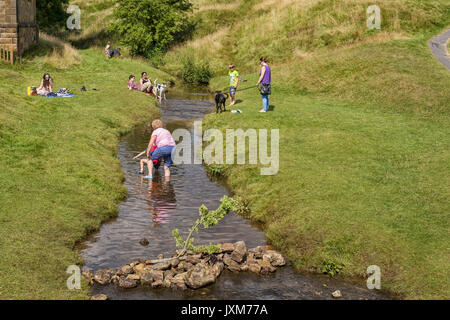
[{"xmin": 0, "ymin": 0, "xmax": 38, "ymax": 56}]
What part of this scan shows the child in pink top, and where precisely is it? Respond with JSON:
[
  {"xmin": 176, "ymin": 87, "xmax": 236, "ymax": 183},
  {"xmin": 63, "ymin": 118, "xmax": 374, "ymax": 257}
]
[{"xmin": 128, "ymin": 75, "xmax": 142, "ymax": 91}]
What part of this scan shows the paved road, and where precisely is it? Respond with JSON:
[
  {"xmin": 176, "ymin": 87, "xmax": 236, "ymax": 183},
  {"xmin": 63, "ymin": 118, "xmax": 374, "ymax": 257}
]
[{"xmin": 429, "ymin": 29, "xmax": 450, "ymax": 70}]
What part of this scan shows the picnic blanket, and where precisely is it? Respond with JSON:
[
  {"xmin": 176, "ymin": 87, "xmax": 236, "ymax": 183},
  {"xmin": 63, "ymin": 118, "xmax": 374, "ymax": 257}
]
[{"xmin": 40, "ymin": 93, "xmax": 74, "ymax": 98}]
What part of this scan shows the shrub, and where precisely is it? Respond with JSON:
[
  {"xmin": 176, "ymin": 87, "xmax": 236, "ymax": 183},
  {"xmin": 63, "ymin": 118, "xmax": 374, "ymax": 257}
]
[
  {"xmin": 36, "ymin": 0, "xmax": 69, "ymax": 31},
  {"xmin": 110, "ymin": 0, "xmax": 196, "ymax": 57},
  {"xmin": 181, "ymin": 56, "xmax": 215, "ymax": 84}
]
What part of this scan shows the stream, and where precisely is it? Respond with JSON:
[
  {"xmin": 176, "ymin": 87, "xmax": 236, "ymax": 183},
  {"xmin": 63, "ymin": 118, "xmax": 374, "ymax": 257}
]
[{"xmin": 80, "ymin": 86, "xmax": 389, "ymax": 300}]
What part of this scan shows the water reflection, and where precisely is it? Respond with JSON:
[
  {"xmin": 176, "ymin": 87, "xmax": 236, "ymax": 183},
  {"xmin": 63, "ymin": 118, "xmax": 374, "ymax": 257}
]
[{"xmin": 143, "ymin": 177, "xmax": 176, "ymax": 226}]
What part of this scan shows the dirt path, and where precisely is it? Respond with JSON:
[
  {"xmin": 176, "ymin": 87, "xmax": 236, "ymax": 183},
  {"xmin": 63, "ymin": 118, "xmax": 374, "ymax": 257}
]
[{"xmin": 429, "ymin": 29, "xmax": 450, "ymax": 70}]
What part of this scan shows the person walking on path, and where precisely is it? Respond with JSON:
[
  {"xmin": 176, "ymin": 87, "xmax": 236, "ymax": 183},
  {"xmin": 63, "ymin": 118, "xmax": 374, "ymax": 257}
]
[
  {"xmin": 145, "ymin": 120, "xmax": 176, "ymax": 180},
  {"xmin": 256, "ymin": 57, "xmax": 271, "ymax": 113},
  {"xmin": 229, "ymin": 64, "xmax": 240, "ymax": 107}
]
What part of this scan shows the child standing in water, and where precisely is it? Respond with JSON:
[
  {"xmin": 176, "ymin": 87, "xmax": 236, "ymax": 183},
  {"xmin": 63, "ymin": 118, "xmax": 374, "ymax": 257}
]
[{"xmin": 133, "ymin": 145, "xmax": 161, "ymax": 175}]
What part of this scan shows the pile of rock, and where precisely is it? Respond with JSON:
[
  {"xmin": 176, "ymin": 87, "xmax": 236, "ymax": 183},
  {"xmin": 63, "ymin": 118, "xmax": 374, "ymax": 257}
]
[{"xmin": 83, "ymin": 241, "xmax": 286, "ymax": 291}]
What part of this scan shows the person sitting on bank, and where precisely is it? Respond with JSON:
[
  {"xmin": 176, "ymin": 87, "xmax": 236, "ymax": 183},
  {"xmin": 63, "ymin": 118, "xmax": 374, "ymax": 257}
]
[
  {"xmin": 105, "ymin": 42, "xmax": 111, "ymax": 59},
  {"xmin": 144, "ymin": 119, "xmax": 176, "ymax": 180},
  {"xmin": 37, "ymin": 73, "xmax": 53, "ymax": 95},
  {"xmin": 110, "ymin": 47, "xmax": 121, "ymax": 58},
  {"xmin": 128, "ymin": 75, "xmax": 142, "ymax": 91}
]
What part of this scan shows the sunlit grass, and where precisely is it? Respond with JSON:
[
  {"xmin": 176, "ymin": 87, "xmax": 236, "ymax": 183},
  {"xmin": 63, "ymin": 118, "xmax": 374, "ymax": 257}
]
[{"xmin": 0, "ymin": 48, "xmax": 171, "ymax": 299}]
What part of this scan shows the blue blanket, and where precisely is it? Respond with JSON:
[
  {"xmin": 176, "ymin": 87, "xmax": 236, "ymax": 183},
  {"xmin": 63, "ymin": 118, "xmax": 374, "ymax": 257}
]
[{"xmin": 41, "ymin": 93, "xmax": 74, "ymax": 98}]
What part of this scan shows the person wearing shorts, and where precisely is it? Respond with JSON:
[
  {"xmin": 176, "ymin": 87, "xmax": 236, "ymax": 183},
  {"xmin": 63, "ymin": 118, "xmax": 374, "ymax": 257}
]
[
  {"xmin": 228, "ymin": 64, "xmax": 239, "ymax": 107},
  {"xmin": 145, "ymin": 119, "xmax": 176, "ymax": 180}
]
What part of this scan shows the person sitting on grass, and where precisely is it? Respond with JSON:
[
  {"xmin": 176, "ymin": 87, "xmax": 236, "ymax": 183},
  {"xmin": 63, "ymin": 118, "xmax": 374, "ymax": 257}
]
[
  {"xmin": 37, "ymin": 73, "xmax": 53, "ymax": 95},
  {"xmin": 140, "ymin": 72, "xmax": 157, "ymax": 96},
  {"xmin": 144, "ymin": 119, "xmax": 176, "ymax": 180},
  {"xmin": 133, "ymin": 145, "xmax": 161, "ymax": 175},
  {"xmin": 110, "ymin": 47, "xmax": 121, "ymax": 58},
  {"xmin": 105, "ymin": 42, "xmax": 111, "ymax": 59},
  {"xmin": 128, "ymin": 75, "xmax": 142, "ymax": 91}
]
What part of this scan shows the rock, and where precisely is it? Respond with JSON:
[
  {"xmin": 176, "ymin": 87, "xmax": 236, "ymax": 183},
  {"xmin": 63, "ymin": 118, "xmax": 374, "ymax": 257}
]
[
  {"xmin": 121, "ymin": 265, "xmax": 134, "ymax": 275},
  {"xmin": 211, "ymin": 262, "xmax": 224, "ymax": 278},
  {"xmin": 332, "ymin": 290, "xmax": 342, "ymax": 299},
  {"xmin": 111, "ymin": 275, "xmax": 120, "ymax": 284},
  {"xmin": 266, "ymin": 250, "xmax": 286, "ymax": 267},
  {"xmin": 184, "ymin": 262, "xmax": 194, "ymax": 271},
  {"xmin": 231, "ymin": 241, "xmax": 247, "ymax": 263},
  {"xmin": 139, "ymin": 238, "xmax": 150, "ymax": 246},
  {"xmin": 82, "ymin": 269, "xmax": 94, "ymax": 284},
  {"xmin": 171, "ymin": 273, "xmax": 187, "ymax": 290},
  {"xmin": 118, "ymin": 277, "xmax": 138, "ymax": 289},
  {"xmin": 256, "ymin": 259, "xmax": 272, "ymax": 269},
  {"xmin": 152, "ymin": 280, "xmax": 163, "ymax": 288},
  {"xmin": 185, "ymin": 263, "xmax": 219, "ymax": 289},
  {"xmin": 134, "ymin": 263, "xmax": 146, "ymax": 273},
  {"xmin": 248, "ymin": 246, "xmax": 269, "ymax": 259},
  {"xmin": 223, "ymin": 254, "xmax": 241, "ymax": 273},
  {"xmin": 140, "ymin": 272, "xmax": 154, "ymax": 286},
  {"xmin": 157, "ymin": 254, "xmax": 164, "ymax": 260},
  {"xmin": 260, "ymin": 266, "xmax": 276, "ymax": 275},
  {"xmin": 184, "ymin": 255, "xmax": 202, "ymax": 265},
  {"xmin": 171, "ymin": 258, "xmax": 180, "ymax": 268},
  {"xmin": 164, "ymin": 270, "xmax": 175, "ymax": 282},
  {"xmin": 153, "ymin": 261, "xmax": 172, "ymax": 271},
  {"xmin": 94, "ymin": 270, "xmax": 112, "ymax": 285},
  {"xmin": 220, "ymin": 243, "xmax": 235, "ymax": 253},
  {"xmin": 90, "ymin": 294, "xmax": 108, "ymax": 301},
  {"xmin": 248, "ymin": 263, "xmax": 262, "ymax": 274},
  {"xmin": 126, "ymin": 274, "xmax": 141, "ymax": 281},
  {"xmin": 150, "ymin": 270, "xmax": 164, "ymax": 283},
  {"xmin": 240, "ymin": 264, "xmax": 249, "ymax": 272}
]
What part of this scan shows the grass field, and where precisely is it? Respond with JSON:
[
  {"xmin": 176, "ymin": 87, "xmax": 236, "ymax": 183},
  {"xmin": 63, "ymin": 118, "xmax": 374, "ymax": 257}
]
[
  {"xmin": 204, "ymin": 69, "xmax": 449, "ymax": 299},
  {"xmin": 159, "ymin": 0, "xmax": 450, "ymax": 299},
  {"xmin": 0, "ymin": 43, "xmax": 171, "ymax": 299}
]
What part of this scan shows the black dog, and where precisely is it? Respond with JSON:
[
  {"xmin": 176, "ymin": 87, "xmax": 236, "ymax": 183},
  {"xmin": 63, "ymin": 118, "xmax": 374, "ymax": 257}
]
[{"xmin": 215, "ymin": 91, "xmax": 229, "ymax": 113}]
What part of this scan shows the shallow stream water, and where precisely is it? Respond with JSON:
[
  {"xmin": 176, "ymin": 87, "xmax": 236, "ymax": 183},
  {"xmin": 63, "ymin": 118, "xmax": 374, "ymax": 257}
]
[{"xmin": 81, "ymin": 87, "xmax": 389, "ymax": 300}]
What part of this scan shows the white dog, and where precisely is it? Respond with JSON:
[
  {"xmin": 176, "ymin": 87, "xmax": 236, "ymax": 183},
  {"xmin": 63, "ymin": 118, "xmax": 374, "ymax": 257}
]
[{"xmin": 153, "ymin": 79, "xmax": 167, "ymax": 103}]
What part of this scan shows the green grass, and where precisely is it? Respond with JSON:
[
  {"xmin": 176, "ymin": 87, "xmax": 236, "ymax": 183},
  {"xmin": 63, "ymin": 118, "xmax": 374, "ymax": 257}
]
[
  {"xmin": 0, "ymin": 47, "xmax": 171, "ymax": 299},
  {"xmin": 204, "ymin": 36, "xmax": 450, "ymax": 298},
  {"xmin": 161, "ymin": 1, "xmax": 449, "ymax": 298}
]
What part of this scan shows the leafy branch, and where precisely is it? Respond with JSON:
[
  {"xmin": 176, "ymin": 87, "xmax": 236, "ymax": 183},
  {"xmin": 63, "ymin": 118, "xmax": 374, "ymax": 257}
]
[{"xmin": 172, "ymin": 196, "xmax": 238, "ymax": 256}]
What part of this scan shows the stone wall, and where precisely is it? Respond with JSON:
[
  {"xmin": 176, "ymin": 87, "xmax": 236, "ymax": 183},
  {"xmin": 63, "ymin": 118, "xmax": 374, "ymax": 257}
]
[{"xmin": 0, "ymin": 0, "xmax": 38, "ymax": 56}]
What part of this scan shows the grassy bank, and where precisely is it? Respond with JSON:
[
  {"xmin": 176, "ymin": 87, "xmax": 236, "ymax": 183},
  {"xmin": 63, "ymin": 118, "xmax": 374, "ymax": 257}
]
[
  {"xmin": 0, "ymin": 43, "xmax": 170, "ymax": 299},
  {"xmin": 154, "ymin": 0, "xmax": 450, "ymax": 299},
  {"xmin": 202, "ymin": 33, "xmax": 450, "ymax": 298},
  {"xmin": 204, "ymin": 79, "xmax": 449, "ymax": 299}
]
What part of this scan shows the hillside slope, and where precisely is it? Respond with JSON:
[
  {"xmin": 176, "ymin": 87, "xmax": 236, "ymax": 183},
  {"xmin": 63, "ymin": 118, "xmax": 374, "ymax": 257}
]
[{"xmin": 0, "ymin": 41, "xmax": 170, "ymax": 298}]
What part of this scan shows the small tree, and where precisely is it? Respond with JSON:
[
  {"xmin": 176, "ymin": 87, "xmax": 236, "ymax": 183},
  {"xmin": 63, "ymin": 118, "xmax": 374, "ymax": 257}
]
[
  {"xmin": 110, "ymin": 0, "xmax": 195, "ymax": 57},
  {"xmin": 172, "ymin": 196, "xmax": 238, "ymax": 255}
]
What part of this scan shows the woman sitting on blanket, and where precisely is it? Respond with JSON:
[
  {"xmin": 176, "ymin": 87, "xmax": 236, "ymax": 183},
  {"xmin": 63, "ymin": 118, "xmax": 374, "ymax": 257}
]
[{"xmin": 37, "ymin": 73, "xmax": 53, "ymax": 95}]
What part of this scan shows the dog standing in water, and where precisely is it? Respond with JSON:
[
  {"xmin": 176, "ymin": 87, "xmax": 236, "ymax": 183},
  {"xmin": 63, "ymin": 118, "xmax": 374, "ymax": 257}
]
[
  {"xmin": 215, "ymin": 91, "xmax": 229, "ymax": 113},
  {"xmin": 153, "ymin": 79, "xmax": 167, "ymax": 103}
]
